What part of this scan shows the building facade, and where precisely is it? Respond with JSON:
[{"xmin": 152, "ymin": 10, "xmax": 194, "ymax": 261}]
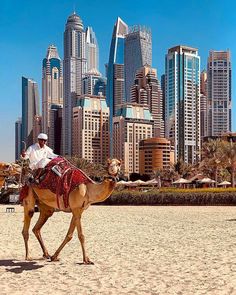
[
  {"xmin": 200, "ymin": 70, "xmax": 207, "ymax": 139},
  {"xmin": 113, "ymin": 103, "xmax": 153, "ymax": 176},
  {"xmin": 139, "ymin": 137, "xmax": 174, "ymax": 175},
  {"xmin": 22, "ymin": 77, "xmax": 40, "ymax": 146},
  {"xmin": 63, "ymin": 12, "xmax": 86, "ymax": 156},
  {"xmin": 207, "ymin": 50, "xmax": 232, "ymax": 136},
  {"xmin": 165, "ymin": 45, "xmax": 200, "ymax": 164},
  {"xmin": 107, "ymin": 17, "xmax": 128, "ymax": 155},
  {"xmin": 72, "ymin": 95, "xmax": 109, "ymax": 165},
  {"xmin": 125, "ymin": 26, "xmax": 152, "ymax": 101},
  {"xmin": 49, "ymin": 104, "xmax": 63, "ymax": 155},
  {"xmin": 15, "ymin": 118, "xmax": 22, "ymax": 160},
  {"xmin": 83, "ymin": 69, "xmax": 106, "ymax": 96},
  {"xmin": 42, "ymin": 45, "xmax": 63, "ymax": 135},
  {"xmin": 85, "ymin": 26, "xmax": 99, "ymax": 72},
  {"xmin": 131, "ymin": 65, "xmax": 164, "ymax": 137}
]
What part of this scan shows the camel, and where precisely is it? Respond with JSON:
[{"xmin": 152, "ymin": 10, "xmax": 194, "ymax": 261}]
[
  {"xmin": 22, "ymin": 158, "xmax": 121, "ymax": 264},
  {"xmin": 0, "ymin": 162, "xmax": 21, "ymax": 188}
]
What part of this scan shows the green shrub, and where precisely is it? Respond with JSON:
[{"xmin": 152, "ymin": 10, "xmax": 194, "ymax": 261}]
[{"xmin": 99, "ymin": 189, "xmax": 236, "ymax": 206}]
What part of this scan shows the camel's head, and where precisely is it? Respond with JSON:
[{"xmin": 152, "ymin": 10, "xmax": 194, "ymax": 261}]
[
  {"xmin": 0, "ymin": 162, "xmax": 21, "ymax": 176},
  {"xmin": 107, "ymin": 158, "xmax": 121, "ymax": 179}
]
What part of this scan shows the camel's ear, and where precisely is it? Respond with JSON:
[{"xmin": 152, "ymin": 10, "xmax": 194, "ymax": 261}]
[
  {"xmin": 107, "ymin": 158, "xmax": 111, "ymax": 164},
  {"xmin": 118, "ymin": 159, "xmax": 122, "ymax": 165}
]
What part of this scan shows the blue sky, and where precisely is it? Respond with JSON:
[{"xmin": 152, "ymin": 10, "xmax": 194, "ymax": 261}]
[{"xmin": 0, "ymin": 0, "xmax": 235, "ymax": 161}]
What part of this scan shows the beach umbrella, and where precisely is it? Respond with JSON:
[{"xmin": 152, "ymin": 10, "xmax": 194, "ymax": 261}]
[
  {"xmin": 197, "ymin": 177, "xmax": 216, "ymax": 184},
  {"xmin": 173, "ymin": 178, "xmax": 191, "ymax": 184},
  {"xmin": 218, "ymin": 181, "xmax": 231, "ymax": 186}
]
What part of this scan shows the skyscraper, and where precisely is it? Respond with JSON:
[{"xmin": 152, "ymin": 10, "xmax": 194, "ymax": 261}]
[
  {"xmin": 107, "ymin": 17, "xmax": 128, "ymax": 155},
  {"xmin": 165, "ymin": 45, "xmax": 200, "ymax": 164},
  {"xmin": 22, "ymin": 77, "xmax": 40, "ymax": 146},
  {"xmin": 42, "ymin": 45, "xmax": 63, "ymax": 134},
  {"xmin": 63, "ymin": 12, "xmax": 86, "ymax": 156},
  {"xmin": 72, "ymin": 95, "xmax": 109, "ymax": 165},
  {"xmin": 125, "ymin": 26, "xmax": 152, "ymax": 101},
  {"xmin": 15, "ymin": 118, "xmax": 22, "ymax": 160},
  {"xmin": 85, "ymin": 27, "xmax": 99, "ymax": 72},
  {"xmin": 49, "ymin": 104, "xmax": 63, "ymax": 155},
  {"xmin": 200, "ymin": 70, "xmax": 207, "ymax": 139},
  {"xmin": 83, "ymin": 69, "xmax": 106, "ymax": 96},
  {"xmin": 131, "ymin": 65, "xmax": 164, "ymax": 137},
  {"xmin": 207, "ymin": 50, "xmax": 232, "ymax": 136},
  {"xmin": 113, "ymin": 103, "xmax": 153, "ymax": 176}
]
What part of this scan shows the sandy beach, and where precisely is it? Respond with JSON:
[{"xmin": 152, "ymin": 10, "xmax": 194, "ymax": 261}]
[{"xmin": 1, "ymin": 205, "xmax": 236, "ymax": 294}]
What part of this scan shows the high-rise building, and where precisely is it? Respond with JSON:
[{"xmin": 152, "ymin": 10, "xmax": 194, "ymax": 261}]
[
  {"xmin": 49, "ymin": 104, "xmax": 63, "ymax": 155},
  {"xmin": 72, "ymin": 95, "xmax": 109, "ymax": 164},
  {"xmin": 42, "ymin": 45, "xmax": 63, "ymax": 135},
  {"xmin": 82, "ymin": 69, "xmax": 106, "ymax": 96},
  {"xmin": 139, "ymin": 137, "xmax": 174, "ymax": 175},
  {"xmin": 207, "ymin": 50, "xmax": 231, "ymax": 136},
  {"xmin": 85, "ymin": 27, "xmax": 99, "ymax": 72},
  {"xmin": 33, "ymin": 115, "xmax": 42, "ymax": 143},
  {"xmin": 15, "ymin": 118, "xmax": 22, "ymax": 160},
  {"xmin": 200, "ymin": 70, "xmax": 207, "ymax": 139},
  {"xmin": 131, "ymin": 65, "xmax": 164, "ymax": 137},
  {"xmin": 161, "ymin": 74, "xmax": 166, "ymax": 123},
  {"xmin": 63, "ymin": 12, "xmax": 86, "ymax": 156},
  {"xmin": 107, "ymin": 17, "xmax": 128, "ymax": 155},
  {"xmin": 125, "ymin": 26, "xmax": 152, "ymax": 101},
  {"xmin": 113, "ymin": 103, "xmax": 153, "ymax": 176},
  {"xmin": 22, "ymin": 77, "xmax": 40, "ymax": 146},
  {"xmin": 165, "ymin": 45, "xmax": 200, "ymax": 164}
]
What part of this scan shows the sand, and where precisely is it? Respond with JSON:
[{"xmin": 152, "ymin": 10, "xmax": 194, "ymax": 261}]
[{"xmin": 1, "ymin": 205, "xmax": 236, "ymax": 295}]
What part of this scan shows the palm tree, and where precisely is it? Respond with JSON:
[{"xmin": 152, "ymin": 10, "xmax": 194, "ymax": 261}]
[
  {"xmin": 200, "ymin": 139, "xmax": 223, "ymax": 182},
  {"xmin": 220, "ymin": 141, "xmax": 236, "ymax": 187}
]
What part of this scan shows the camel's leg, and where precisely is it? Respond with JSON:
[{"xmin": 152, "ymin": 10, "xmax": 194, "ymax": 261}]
[
  {"xmin": 72, "ymin": 208, "xmax": 93, "ymax": 265},
  {"xmin": 50, "ymin": 216, "xmax": 76, "ymax": 262},
  {"xmin": 32, "ymin": 205, "xmax": 54, "ymax": 259},
  {"xmin": 22, "ymin": 187, "xmax": 35, "ymax": 261}
]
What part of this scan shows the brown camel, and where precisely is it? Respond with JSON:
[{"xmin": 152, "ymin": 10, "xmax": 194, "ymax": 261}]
[
  {"xmin": 22, "ymin": 158, "xmax": 121, "ymax": 264},
  {"xmin": 0, "ymin": 162, "xmax": 21, "ymax": 188}
]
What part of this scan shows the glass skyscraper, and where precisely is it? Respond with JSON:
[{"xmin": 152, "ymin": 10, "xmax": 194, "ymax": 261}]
[
  {"xmin": 63, "ymin": 12, "xmax": 86, "ymax": 156},
  {"xmin": 165, "ymin": 45, "xmax": 200, "ymax": 164},
  {"xmin": 125, "ymin": 26, "xmax": 152, "ymax": 101},
  {"xmin": 207, "ymin": 50, "xmax": 231, "ymax": 136},
  {"xmin": 21, "ymin": 77, "xmax": 40, "ymax": 147},
  {"xmin": 107, "ymin": 17, "xmax": 128, "ymax": 155}
]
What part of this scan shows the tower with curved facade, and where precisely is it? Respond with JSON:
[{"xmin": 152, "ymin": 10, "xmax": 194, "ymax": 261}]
[{"xmin": 106, "ymin": 17, "xmax": 128, "ymax": 155}]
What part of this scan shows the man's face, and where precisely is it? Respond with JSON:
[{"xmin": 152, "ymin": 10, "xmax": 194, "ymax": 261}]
[{"xmin": 38, "ymin": 139, "xmax": 47, "ymax": 148}]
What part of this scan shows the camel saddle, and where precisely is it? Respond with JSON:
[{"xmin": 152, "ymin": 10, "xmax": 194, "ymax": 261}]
[{"xmin": 20, "ymin": 157, "xmax": 93, "ymax": 208}]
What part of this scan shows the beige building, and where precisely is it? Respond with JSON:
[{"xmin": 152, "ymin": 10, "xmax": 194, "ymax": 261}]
[
  {"xmin": 72, "ymin": 95, "xmax": 109, "ymax": 165},
  {"xmin": 113, "ymin": 103, "xmax": 153, "ymax": 176},
  {"xmin": 139, "ymin": 137, "xmax": 174, "ymax": 175},
  {"xmin": 131, "ymin": 65, "xmax": 164, "ymax": 138}
]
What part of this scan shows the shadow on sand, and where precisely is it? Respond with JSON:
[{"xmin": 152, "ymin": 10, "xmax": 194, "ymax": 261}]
[
  {"xmin": 226, "ymin": 219, "xmax": 236, "ymax": 222},
  {"xmin": 0, "ymin": 259, "xmax": 44, "ymax": 274}
]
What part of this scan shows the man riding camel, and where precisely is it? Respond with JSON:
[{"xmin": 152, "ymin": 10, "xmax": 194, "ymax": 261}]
[{"xmin": 21, "ymin": 133, "xmax": 57, "ymax": 182}]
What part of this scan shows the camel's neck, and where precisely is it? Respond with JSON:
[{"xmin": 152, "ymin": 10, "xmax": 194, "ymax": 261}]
[{"xmin": 86, "ymin": 179, "xmax": 116, "ymax": 204}]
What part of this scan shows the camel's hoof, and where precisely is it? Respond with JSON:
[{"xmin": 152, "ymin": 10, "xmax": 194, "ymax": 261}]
[
  {"xmin": 25, "ymin": 257, "xmax": 33, "ymax": 261},
  {"xmin": 50, "ymin": 256, "xmax": 60, "ymax": 262},
  {"xmin": 43, "ymin": 254, "xmax": 51, "ymax": 260},
  {"xmin": 83, "ymin": 259, "xmax": 94, "ymax": 265}
]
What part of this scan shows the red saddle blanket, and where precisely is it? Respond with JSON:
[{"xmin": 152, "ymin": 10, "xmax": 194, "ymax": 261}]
[{"xmin": 20, "ymin": 157, "xmax": 93, "ymax": 208}]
